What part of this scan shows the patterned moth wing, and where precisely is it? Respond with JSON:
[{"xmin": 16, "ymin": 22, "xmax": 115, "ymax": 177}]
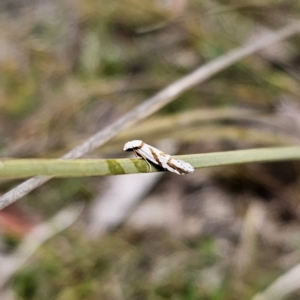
[{"xmin": 123, "ymin": 140, "xmax": 194, "ymax": 175}]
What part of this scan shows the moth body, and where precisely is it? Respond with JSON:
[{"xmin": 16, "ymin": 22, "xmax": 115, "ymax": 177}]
[{"xmin": 123, "ymin": 140, "xmax": 194, "ymax": 175}]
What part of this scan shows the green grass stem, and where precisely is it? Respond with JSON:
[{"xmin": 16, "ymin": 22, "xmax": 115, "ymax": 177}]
[{"xmin": 0, "ymin": 146, "xmax": 299, "ymax": 178}]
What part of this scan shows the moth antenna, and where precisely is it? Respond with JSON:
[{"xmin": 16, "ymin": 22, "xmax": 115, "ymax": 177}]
[{"xmin": 134, "ymin": 150, "xmax": 151, "ymax": 172}]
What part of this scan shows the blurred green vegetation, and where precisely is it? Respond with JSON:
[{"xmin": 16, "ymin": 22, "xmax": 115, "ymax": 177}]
[
  {"xmin": 0, "ymin": 0, "xmax": 300, "ymax": 299},
  {"xmin": 10, "ymin": 231, "xmax": 258, "ymax": 300}
]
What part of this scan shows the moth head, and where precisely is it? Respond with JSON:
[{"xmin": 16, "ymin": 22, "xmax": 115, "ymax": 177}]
[{"xmin": 123, "ymin": 140, "xmax": 143, "ymax": 151}]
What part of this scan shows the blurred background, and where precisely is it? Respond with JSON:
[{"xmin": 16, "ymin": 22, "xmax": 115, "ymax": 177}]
[{"xmin": 0, "ymin": 0, "xmax": 300, "ymax": 299}]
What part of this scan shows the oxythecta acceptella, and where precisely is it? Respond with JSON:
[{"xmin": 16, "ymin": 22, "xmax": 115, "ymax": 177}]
[{"xmin": 123, "ymin": 140, "xmax": 194, "ymax": 175}]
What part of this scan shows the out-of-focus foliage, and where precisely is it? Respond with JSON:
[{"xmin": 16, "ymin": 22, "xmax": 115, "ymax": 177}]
[{"xmin": 0, "ymin": 0, "xmax": 300, "ymax": 299}]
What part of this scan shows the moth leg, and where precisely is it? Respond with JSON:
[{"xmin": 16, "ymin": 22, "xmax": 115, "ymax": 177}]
[{"xmin": 134, "ymin": 150, "xmax": 151, "ymax": 172}]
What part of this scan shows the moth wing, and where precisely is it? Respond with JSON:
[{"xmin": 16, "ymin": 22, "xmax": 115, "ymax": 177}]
[
  {"xmin": 167, "ymin": 157, "xmax": 194, "ymax": 175},
  {"xmin": 135, "ymin": 145, "xmax": 160, "ymax": 165},
  {"xmin": 155, "ymin": 155, "xmax": 180, "ymax": 175},
  {"xmin": 135, "ymin": 143, "xmax": 194, "ymax": 175}
]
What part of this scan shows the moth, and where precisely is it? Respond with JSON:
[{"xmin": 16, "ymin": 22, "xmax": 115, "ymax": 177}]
[{"xmin": 123, "ymin": 140, "xmax": 194, "ymax": 175}]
